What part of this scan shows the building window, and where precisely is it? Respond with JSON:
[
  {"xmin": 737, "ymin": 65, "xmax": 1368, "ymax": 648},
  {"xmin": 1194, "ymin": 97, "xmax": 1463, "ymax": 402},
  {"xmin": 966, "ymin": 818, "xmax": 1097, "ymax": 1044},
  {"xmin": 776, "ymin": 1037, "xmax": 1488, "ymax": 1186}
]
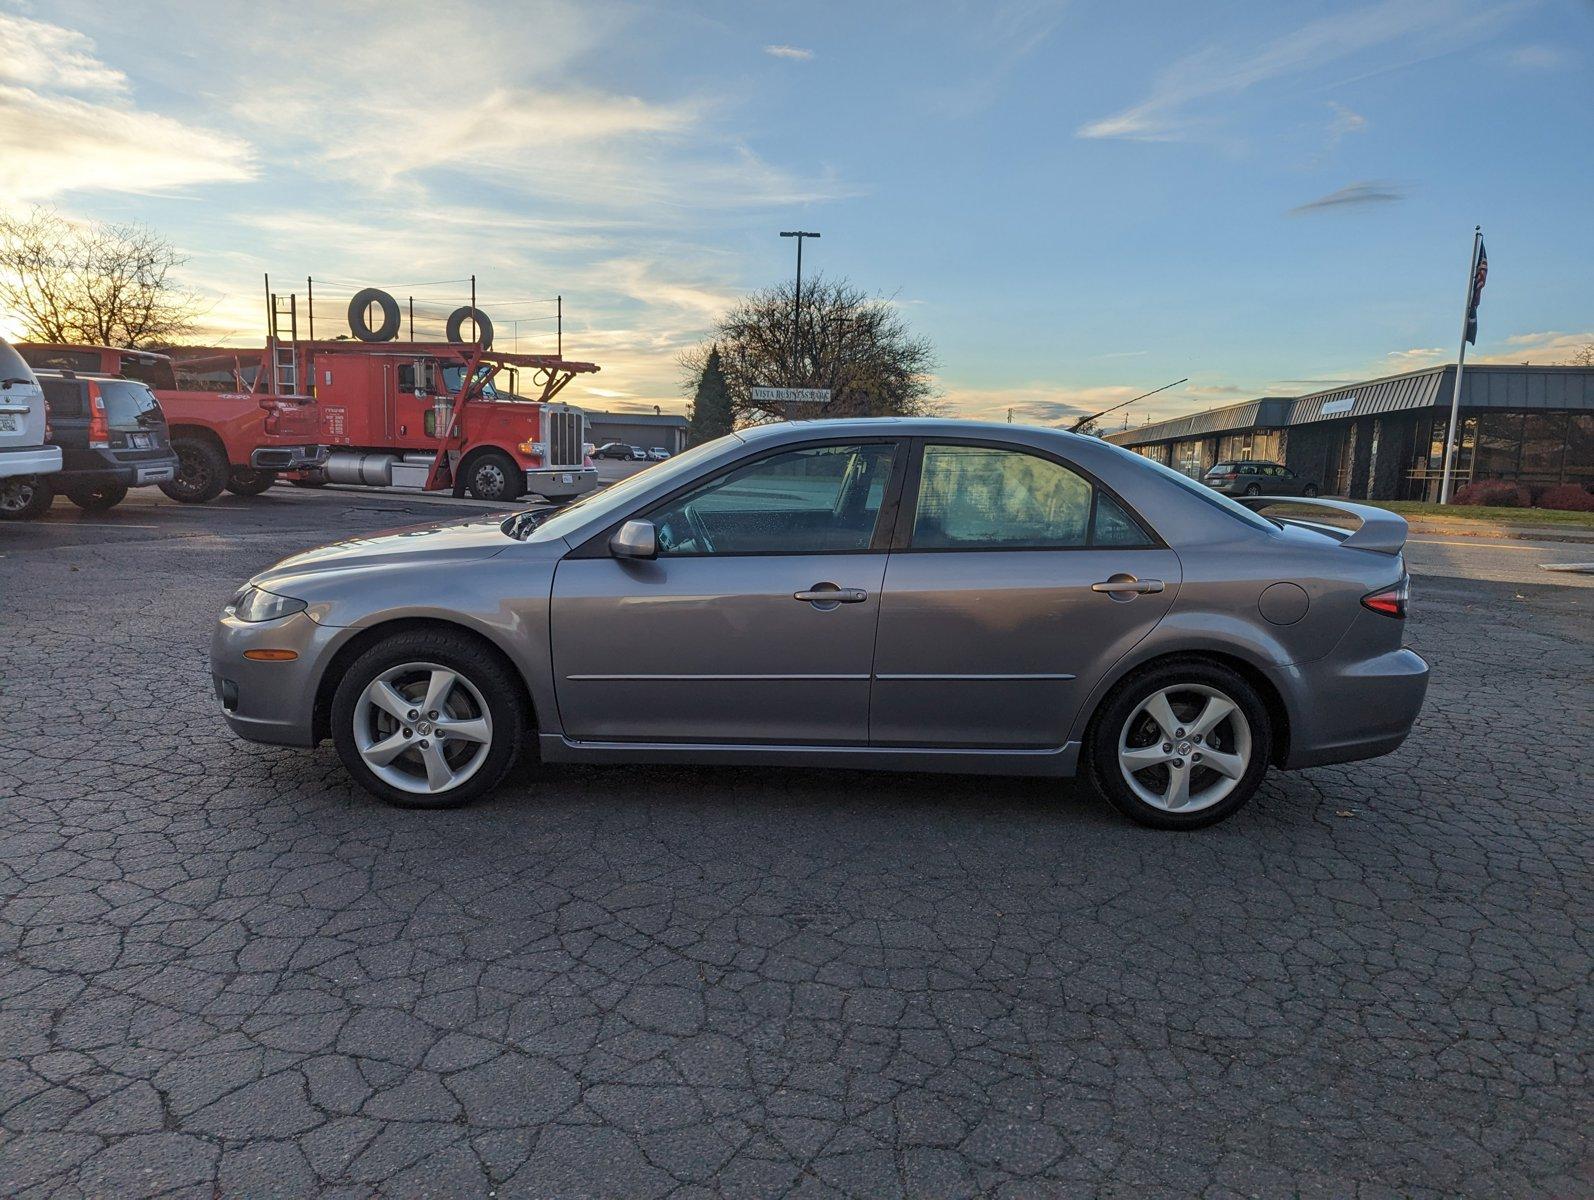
[{"xmin": 1520, "ymin": 413, "xmax": 1569, "ymax": 481}]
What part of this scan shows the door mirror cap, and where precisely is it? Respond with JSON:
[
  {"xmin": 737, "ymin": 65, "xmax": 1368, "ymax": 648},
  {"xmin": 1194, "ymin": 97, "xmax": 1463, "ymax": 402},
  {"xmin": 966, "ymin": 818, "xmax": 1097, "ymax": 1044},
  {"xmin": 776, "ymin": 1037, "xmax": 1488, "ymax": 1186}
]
[{"xmin": 610, "ymin": 519, "xmax": 657, "ymax": 560}]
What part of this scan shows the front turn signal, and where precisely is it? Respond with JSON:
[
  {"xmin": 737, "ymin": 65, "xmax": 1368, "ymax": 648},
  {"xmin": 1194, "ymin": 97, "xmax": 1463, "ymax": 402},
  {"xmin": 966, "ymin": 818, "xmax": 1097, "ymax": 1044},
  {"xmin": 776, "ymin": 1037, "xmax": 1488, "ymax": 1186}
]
[{"xmin": 243, "ymin": 649, "xmax": 299, "ymax": 662}]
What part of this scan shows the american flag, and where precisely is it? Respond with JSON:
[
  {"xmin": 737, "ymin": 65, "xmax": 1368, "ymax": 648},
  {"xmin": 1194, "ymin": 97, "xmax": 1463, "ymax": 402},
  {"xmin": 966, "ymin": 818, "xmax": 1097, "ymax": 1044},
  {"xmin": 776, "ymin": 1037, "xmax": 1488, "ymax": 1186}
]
[{"xmin": 1464, "ymin": 240, "xmax": 1488, "ymax": 345}]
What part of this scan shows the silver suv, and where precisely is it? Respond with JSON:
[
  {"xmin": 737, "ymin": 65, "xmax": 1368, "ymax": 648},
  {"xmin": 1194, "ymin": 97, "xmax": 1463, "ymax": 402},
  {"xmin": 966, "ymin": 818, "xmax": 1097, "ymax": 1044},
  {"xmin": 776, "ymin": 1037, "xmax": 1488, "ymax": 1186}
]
[{"xmin": 0, "ymin": 337, "xmax": 63, "ymax": 518}]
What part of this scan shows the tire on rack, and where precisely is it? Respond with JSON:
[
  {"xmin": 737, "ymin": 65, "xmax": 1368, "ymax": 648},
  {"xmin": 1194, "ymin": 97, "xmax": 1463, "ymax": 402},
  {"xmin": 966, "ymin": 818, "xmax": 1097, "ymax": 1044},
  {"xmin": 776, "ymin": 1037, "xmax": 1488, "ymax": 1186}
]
[
  {"xmin": 348, "ymin": 288, "xmax": 402, "ymax": 343},
  {"xmin": 160, "ymin": 435, "xmax": 229, "ymax": 503},
  {"xmin": 330, "ymin": 628, "xmax": 527, "ymax": 809},
  {"xmin": 0, "ymin": 475, "xmax": 54, "ymax": 520},
  {"xmin": 67, "ymin": 483, "xmax": 128, "ymax": 512},
  {"xmin": 463, "ymin": 449, "xmax": 522, "ymax": 501},
  {"xmin": 444, "ymin": 305, "xmax": 493, "ymax": 350},
  {"xmin": 227, "ymin": 468, "xmax": 278, "ymax": 497},
  {"xmin": 1086, "ymin": 658, "xmax": 1273, "ymax": 831}
]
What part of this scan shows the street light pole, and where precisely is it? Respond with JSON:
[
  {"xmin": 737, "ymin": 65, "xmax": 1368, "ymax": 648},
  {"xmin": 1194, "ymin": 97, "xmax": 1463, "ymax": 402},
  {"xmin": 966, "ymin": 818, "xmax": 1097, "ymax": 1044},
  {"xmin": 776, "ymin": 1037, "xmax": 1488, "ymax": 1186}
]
[{"xmin": 780, "ymin": 231, "xmax": 820, "ymax": 388}]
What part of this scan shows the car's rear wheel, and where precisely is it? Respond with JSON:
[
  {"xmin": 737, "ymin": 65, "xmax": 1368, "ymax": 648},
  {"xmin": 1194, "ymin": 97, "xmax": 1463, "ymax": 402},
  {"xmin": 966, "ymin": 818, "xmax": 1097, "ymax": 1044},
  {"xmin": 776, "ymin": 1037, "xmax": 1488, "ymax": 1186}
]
[
  {"xmin": 331, "ymin": 630, "xmax": 525, "ymax": 809},
  {"xmin": 228, "ymin": 468, "xmax": 278, "ymax": 496},
  {"xmin": 1244, "ymin": 483, "xmax": 1262, "ymax": 496},
  {"xmin": 1302, "ymin": 483, "xmax": 1319, "ymax": 497},
  {"xmin": 464, "ymin": 450, "xmax": 521, "ymax": 501},
  {"xmin": 1088, "ymin": 660, "xmax": 1271, "ymax": 830},
  {"xmin": 161, "ymin": 437, "xmax": 228, "ymax": 503},
  {"xmin": 67, "ymin": 484, "xmax": 128, "ymax": 512},
  {"xmin": 0, "ymin": 476, "xmax": 53, "ymax": 520}
]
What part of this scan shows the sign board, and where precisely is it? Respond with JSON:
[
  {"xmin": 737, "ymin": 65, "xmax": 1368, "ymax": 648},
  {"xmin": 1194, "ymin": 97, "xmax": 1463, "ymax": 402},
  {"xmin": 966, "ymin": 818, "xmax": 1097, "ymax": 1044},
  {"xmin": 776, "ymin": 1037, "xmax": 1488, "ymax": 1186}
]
[
  {"xmin": 751, "ymin": 387, "xmax": 831, "ymax": 404},
  {"xmin": 1320, "ymin": 395, "xmax": 1355, "ymax": 416}
]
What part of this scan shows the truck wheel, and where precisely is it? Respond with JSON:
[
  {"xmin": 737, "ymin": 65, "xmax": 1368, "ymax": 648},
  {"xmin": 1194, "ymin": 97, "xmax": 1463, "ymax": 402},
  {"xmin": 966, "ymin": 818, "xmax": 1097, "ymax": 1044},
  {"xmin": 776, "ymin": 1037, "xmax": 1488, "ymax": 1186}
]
[
  {"xmin": 290, "ymin": 470, "xmax": 328, "ymax": 489},
  {"xmin": 0, "ymin": 476, "xmax": 53, "ymax": 520},
  {"xmin": 228, "ymin": 468, "xmax": 278, "ymax": 497},
  {"xmin": 67, "ymin": 484, "xmax": 128, "ymax": 512},
  {"xmin": 161, "ymin": 438, "xmax": 228, "ymax": 503},
  {"xmin": 464, "ymin": 451, "xmax": 521, "ymax": 501}
]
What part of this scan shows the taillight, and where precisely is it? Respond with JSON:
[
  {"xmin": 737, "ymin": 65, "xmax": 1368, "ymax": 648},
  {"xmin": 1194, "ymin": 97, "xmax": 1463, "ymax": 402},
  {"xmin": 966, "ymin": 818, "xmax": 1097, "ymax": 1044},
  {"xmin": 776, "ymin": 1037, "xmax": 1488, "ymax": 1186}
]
[
  {"xmin": 1362, "ymin": 577, "xmax": 1409, "ymax": 619},
  {"xmin": 86, "ymin": 382, "xmax": 110, "ymax": 448}
]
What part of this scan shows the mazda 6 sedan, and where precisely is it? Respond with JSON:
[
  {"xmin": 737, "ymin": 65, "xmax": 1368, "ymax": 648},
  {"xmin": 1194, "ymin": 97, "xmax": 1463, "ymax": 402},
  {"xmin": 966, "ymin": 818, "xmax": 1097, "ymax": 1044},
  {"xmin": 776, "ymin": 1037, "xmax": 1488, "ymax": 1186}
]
[{"xmin": 211, "ymin": 419, "xmax": 1429, "ymax": 829}]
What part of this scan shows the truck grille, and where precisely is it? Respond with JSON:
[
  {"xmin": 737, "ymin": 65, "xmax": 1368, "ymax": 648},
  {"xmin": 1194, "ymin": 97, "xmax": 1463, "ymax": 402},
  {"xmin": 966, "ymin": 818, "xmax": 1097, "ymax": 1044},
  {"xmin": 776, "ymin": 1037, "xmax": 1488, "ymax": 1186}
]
[{"xmin": 545, "ymin": 408, "xmax": 584, "ymax": 467}]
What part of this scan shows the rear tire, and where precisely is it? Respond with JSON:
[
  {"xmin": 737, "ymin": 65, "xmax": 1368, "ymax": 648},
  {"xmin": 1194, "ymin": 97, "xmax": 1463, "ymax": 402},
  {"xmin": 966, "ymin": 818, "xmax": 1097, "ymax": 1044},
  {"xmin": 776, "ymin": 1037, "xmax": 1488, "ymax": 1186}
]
[
  {"xmin": 464, "ymin": 450, "xmax": 521, "ymax": 501},
  {"xmin": 331, "ymin": 630, "xmax": 526, "ymax": 809},
  {"xmin": 1087, "ymin": 659, "xmax": 1272, "ymax": 830},
  {"xmin": 1243, "ymin": 483, "xmax": 1262, "ymax": 496},
  {"xmin": 227, "ymin": 468, "xmax": 278, "ymax": 497},
  {"xmin": 1302, "ymin": 483, "xmax": 1319, "ymax": 498},
  {"xmin": 0, "ymin": 476, "xmax": 53, "ymax": 520},
  {"xmin": 161, "ymin": 437, "xmax": 228, "ymax": 503},
  {"xmin": 67, "ymin": 484, "xmax": 128, "ymax": 512}
]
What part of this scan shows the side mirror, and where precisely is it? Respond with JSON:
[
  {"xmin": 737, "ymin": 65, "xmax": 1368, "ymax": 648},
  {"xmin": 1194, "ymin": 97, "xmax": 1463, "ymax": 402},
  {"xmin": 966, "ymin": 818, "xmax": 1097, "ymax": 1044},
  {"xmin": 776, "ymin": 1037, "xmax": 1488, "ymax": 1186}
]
[{"xmin": 609, "ymin": 519, "xmax": 657, "ymax": 560}]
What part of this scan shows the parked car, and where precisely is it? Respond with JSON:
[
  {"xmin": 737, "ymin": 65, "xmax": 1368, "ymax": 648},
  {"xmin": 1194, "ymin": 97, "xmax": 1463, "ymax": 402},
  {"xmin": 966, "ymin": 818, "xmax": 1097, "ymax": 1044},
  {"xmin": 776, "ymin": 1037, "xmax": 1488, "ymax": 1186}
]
[
  {"xmin": 1204, "ymin": 460, "xmax": 1319, "ymax": 497},
  {"xmin": 17, "ymin": 371, "xmax": 178, "ymax": 513},
  {"xmin": 595, "ymin": 442, "xmax": 636, "ymax": 460},
  {"xmin": 212, "ymin": 420, "xmax": 1428, "ymax": 829},
  {"xmin": 628, "ymin": 445, "xmax": 648, "ymax": 460},
  {"xmin": 648, "ymin": 447, "xmax": 671, "ymax": 460},
  {"xmin": 0, "ymin": 337, "xmax": 63, "ymax": 519}
]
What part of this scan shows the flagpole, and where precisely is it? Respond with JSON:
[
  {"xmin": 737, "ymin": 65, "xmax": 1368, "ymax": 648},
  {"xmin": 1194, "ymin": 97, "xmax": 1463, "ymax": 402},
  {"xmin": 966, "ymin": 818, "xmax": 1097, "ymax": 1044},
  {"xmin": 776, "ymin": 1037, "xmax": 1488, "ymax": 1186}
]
[{"xmin": 1437, "ymin": 225, "xmax": 1483, "ymax": 504}]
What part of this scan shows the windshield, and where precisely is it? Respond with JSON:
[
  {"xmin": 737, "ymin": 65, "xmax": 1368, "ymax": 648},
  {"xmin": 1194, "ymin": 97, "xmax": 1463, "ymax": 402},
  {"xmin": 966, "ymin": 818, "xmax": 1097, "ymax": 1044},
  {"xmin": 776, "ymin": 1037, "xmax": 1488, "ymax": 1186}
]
[
  {"xmin": 99, "ymin": 380, "xmax": 164, "ymax": 429},
  {"xmin": 1103, "ymin": 442, "xmax": 1278, "ymax": 532},
  {"xmin": 442, "ymin": 364, "xmax": 498, "ymax": 399},
  {"xmin": 505, "ymin": 434, "xmax": 738, "ymax": 542}
]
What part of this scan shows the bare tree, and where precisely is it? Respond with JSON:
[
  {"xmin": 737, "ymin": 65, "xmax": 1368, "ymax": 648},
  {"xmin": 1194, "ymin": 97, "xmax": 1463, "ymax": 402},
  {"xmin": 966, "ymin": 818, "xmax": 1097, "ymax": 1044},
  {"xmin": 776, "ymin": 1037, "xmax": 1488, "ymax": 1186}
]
[
  {"xmin": 1571, "ymin": 344, "xmax": 1594, "ymax": 368},
  {"xmin": 0, "ymin": 208, "xmax": 201, "ymax": 347},
  {"xmin": 682, "ymin": 275, "xmax": 939, "ymax": 424}
]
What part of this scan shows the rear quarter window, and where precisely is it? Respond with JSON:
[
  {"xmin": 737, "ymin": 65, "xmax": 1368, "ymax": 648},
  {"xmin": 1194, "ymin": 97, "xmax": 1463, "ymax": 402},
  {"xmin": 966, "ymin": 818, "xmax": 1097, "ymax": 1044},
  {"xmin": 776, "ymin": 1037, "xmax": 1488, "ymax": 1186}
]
[{"xmin": 98, "ymin": 380, "xmax": 164, "ymax": 429}]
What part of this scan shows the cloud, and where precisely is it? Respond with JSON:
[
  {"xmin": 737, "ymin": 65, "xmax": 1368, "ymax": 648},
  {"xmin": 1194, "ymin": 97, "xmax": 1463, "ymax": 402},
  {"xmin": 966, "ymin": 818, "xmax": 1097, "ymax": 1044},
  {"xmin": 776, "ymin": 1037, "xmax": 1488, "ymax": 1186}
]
[
  {"xmin": 1078, "ymin": 0, "xmax": 1511, "ymax": 142},
  {"xmin": 1289, "ymin": 180, "xmax": 1403, "ymax": 214},
  {"xmin": 1477, "ymin": 331, "xmax": 1594, "ymax": 365},
  {"xmin": 1381, "ymin": 347, "xmax": 1447, "ymax": 369},
  {"xmin": 1326, "ymin": 100, "xmax": 1367, "ymax": 142},
  {"xmin": 1507, "ymin": 44, "xmax": 1568, "ymax": 70},
  {"xmin": 0, "ymin": 17, "xmax": 253, "ymax": 202},
  {"xmin": 763, "ymin": 45, "xmax": 814, "ymax": 61}
]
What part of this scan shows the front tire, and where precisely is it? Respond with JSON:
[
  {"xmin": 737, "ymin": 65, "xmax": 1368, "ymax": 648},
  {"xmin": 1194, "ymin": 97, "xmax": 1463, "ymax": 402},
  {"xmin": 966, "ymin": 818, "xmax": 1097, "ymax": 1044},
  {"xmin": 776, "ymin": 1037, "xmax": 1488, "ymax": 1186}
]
[
  {"xmin": 464, "ymin": 451, "xmax": 522, "ymax": 501},
  {"xmin": 0, "ymin": 476, "xmax": 53, "ymax": 520},
  {"xmin": 67, "ymin": 483, "xmax": 128, "ymax": 511},
  {"xmin": 331, "ymin": 630, "xmax": 526, "ymax": 809},
  {"xmin": 228, "ymin": 468, "xmax": 278, "ymax": 496},
  {"xmin": 161, "ymin": 437, "xmax": 228, "ymax": 503},
  {"xmin": 1088, "ymin": 660, "xmax": 1272, "ymax": 830}
]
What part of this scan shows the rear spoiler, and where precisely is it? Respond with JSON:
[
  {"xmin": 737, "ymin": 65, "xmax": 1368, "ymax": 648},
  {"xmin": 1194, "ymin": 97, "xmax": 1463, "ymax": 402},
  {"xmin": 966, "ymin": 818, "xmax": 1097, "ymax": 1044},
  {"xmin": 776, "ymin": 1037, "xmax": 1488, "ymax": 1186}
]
[{"xmin": 1235, "ymin": 495, "xmax": 1408, "ymax": 555}]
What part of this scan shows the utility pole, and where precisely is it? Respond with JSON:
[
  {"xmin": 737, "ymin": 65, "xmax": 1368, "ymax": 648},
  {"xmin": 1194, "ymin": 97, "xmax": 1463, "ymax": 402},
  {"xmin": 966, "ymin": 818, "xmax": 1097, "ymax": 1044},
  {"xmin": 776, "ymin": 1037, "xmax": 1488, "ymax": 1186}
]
[{"xmin": 779, "ymin": 231, "xmax": 820, "ymax": 390}]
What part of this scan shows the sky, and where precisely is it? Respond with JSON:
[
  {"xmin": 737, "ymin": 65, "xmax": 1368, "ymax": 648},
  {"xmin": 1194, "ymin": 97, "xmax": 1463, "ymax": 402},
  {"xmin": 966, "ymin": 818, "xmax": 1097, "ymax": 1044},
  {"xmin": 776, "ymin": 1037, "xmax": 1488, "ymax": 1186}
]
[{"xmin": 1, "ymin": 0, "xmax": 1591, "ymax": 426}]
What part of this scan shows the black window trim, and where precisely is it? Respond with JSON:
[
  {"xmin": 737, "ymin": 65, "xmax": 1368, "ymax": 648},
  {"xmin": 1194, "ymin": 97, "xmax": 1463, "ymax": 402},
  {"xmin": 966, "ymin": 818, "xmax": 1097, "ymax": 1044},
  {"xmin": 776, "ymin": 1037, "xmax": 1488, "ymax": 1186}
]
[
  {"xmin": 889, "ymin": 436, "xmax": 1166, "ymax": 553},
  {"xmin": 568, "ymin": 435, "xmax": 912, "ymax": 560}
]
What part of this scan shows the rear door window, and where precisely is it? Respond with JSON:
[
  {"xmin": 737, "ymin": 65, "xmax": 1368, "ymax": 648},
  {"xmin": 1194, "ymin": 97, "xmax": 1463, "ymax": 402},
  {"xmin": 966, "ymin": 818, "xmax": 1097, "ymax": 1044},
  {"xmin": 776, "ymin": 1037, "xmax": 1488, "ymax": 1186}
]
[{"xmin": 98, "ymin": 380, "xmax": 164, "ymax": 429}]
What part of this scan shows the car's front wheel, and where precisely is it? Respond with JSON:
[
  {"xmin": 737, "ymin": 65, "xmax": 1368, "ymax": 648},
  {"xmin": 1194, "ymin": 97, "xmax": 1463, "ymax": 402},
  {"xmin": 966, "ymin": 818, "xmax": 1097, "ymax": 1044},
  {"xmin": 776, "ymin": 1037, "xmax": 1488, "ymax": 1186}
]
[
  {"xmin": 1088, "ymin": 660, "xmax": 1271, "ymax": 830},
  {"xmin": 331, "ymin": 630, "xmax": 526, "ymax": 809}
]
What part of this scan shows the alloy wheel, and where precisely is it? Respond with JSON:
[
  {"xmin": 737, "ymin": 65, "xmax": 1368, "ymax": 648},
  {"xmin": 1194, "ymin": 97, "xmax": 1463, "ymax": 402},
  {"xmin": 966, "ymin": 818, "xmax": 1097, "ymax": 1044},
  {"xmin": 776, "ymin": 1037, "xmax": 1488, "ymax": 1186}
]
[
  {"xmin": 1117, "ymin": 684, "xmax": 1252, "ymax": 813},
  {"xmin": 353, "ymin": 661, "xmax": 494, "ymax": 795},
  {"xmin": 0, "ymin": 479, "xmax": 38, "ymax": 514}
]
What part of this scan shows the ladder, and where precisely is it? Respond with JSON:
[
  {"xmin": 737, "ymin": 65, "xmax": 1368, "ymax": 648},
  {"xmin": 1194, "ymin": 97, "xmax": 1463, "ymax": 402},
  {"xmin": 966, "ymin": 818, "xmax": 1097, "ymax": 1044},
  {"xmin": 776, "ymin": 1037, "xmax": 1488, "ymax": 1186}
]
[{"xmin": 268, "ymin": 293, "xmax": 300, "ymax": 395}]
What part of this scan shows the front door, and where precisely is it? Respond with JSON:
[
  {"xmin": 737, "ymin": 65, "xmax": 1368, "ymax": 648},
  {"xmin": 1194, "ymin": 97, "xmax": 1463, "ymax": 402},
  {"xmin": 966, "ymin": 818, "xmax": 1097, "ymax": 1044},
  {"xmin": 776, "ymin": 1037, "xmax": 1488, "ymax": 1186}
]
[
  {"xmin": 870, "ymin": 442, "xmax": 1181, "ymax": 748},
  {"xmin": 551, "ymin": 440, "xmax": 904, "ymax": 744}
]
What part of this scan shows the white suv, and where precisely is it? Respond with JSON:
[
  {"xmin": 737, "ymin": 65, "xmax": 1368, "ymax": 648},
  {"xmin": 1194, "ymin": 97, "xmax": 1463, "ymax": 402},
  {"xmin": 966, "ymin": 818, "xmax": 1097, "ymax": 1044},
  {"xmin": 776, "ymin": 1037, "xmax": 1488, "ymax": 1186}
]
[{"xmin": 0, "ymin": 337, "xmax": 63, "ymax": 517}]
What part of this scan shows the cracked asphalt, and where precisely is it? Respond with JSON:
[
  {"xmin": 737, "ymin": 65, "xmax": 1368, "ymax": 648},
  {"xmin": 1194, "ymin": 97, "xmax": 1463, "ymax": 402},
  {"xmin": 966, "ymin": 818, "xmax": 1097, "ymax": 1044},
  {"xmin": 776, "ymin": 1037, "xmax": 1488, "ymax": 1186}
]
[{"xmin": 1, "ymin": 488, "xmax": 1590, "ymax": 1198}]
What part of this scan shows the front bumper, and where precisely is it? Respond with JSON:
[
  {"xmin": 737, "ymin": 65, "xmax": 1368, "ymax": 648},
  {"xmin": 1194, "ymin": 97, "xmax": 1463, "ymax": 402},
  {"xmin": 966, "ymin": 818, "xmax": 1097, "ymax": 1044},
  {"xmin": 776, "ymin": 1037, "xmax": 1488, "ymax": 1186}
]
[
  {"xmin": 211, "ymin": 609, "xmax": 343, "ymax": 746},
  {"xmin": 527, "ymin": 466, "xmax": 597, "ymax": 500},
  {"xmin": 0, "ymin": 444, "xmax": 63, "ymax": 480},
  {"xmin": 251, "ymin": 444, "xmax": 329, "ymax": 471},
  {"xmin": 1273, "ymin": 647, "xmax": 1431, "ymax": 769}
]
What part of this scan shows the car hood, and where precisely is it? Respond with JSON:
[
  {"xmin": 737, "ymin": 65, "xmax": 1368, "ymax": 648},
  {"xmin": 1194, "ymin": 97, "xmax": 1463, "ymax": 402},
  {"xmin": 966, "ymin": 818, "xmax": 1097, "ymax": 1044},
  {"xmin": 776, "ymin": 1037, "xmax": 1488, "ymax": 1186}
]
[{"xmin": 249, "ymin": 513, "xmax": 516, "ymax": 590}]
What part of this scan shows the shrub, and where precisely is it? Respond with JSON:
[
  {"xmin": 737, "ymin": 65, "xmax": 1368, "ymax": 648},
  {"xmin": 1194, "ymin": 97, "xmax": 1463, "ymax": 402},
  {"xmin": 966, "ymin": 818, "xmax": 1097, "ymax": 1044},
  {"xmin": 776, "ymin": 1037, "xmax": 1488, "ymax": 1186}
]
[
  {"xmin": 1536, "ymin": 483, "xmax": 1594, "ymax": 512},
  {"xmin": 1453, "ymin": 480, "xmax": 1530, "ymax": 507}
]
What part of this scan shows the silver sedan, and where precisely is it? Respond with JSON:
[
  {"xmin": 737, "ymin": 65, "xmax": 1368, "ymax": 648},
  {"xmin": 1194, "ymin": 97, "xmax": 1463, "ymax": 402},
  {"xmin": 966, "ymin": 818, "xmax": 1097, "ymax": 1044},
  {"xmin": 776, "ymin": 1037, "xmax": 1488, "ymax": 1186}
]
[{"xmin": 211, "ymin": 419, "xmax": 1429, "ymax": 829}]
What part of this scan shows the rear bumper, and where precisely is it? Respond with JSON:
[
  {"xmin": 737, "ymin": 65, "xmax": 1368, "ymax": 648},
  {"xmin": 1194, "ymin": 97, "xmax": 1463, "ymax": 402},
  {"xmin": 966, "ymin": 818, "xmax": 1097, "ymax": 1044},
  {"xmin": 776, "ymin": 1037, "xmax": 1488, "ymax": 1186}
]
[
  {"xmin": 1272, "ymin": 647, "xmax": 1431, "ymax": 769},
  {"xmin": 0, "ymin": 445, "xmax": 62, "ymax": 479},
  {"xmin": 53, "ymin": 454, "xmax": 177, "ymax": 489},
  {"xmin": 526, "ymin": 466, "xmax": 597, "ymax": 500},
  {"xmin": 251, "ymin": 444, "xmax": 328, "ymax": 471}
]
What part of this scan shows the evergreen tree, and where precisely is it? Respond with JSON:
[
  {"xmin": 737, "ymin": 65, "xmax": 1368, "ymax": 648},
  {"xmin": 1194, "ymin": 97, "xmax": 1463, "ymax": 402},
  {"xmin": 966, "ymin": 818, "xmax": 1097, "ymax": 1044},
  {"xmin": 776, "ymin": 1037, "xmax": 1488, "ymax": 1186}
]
[{"xmin": 687, "ymin": 346, "xmax": 735, "ymax": 444}]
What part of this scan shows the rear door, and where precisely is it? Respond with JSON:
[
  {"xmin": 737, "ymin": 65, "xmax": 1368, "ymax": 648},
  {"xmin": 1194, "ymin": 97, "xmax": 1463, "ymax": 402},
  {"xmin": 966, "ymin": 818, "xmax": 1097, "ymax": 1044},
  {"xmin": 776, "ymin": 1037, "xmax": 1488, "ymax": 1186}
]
[
  {"xmin": 551, "ymin": 439, "xmax": 906, "ymax": 744},
  {"xmin": 869, "ymin": 440, "xmax": 1180, "ymax": 749}
]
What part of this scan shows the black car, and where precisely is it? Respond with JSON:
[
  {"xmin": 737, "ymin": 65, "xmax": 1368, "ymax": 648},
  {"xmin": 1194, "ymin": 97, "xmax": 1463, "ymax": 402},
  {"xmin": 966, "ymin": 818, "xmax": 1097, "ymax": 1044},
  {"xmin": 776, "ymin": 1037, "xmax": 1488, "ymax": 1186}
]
[
  {"xmin": 1203, "ymin": 459, "xmax": 1319, "ymax": 497},
  {"xmin": 29, "ymin": 371, "xmax": 178, "ymax": 512},
  {"xmin": 594, "ymin": 442, "xmax": 635, "ymax": 460}
]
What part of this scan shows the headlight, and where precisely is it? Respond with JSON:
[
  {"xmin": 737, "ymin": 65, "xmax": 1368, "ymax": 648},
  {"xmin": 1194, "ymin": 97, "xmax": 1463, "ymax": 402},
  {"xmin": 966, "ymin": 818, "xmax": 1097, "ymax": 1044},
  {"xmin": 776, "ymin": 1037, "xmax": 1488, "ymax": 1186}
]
[{"xmin": 226, "ymin": 585, "xmax": 308, "ymax": 623}]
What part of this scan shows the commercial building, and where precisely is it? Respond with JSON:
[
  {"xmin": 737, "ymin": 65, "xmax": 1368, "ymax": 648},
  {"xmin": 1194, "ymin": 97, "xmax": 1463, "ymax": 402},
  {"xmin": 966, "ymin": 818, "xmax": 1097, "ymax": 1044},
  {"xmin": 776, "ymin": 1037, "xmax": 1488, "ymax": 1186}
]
[
  {"xmin": 582, "ymin": 410, "xmax": 690, "ymax": 455},
  {"xmin": 1105, "ymin": 364, "xmax": 1594, "ymax": 501}
]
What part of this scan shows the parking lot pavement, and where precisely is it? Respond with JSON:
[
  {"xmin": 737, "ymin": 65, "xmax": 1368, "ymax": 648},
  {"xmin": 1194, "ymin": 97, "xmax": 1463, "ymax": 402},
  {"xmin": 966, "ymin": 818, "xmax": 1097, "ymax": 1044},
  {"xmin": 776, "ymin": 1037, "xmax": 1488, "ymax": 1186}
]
[{"xmin": 1, "ymin": 491, "xmax": 1589, "ymax": 1199}]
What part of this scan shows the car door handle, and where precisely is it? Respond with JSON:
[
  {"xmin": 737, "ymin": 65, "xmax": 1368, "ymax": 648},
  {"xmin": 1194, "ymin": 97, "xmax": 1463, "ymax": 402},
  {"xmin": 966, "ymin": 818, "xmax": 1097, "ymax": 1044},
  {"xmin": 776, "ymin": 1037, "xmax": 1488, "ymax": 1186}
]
[
  {"xmin": 794, "ymin": 586, "xmax": 868, "ymax": 604},
  {"xmin": 1091, "ymin": 576, "xmax": 1164, "ymax": 595}
]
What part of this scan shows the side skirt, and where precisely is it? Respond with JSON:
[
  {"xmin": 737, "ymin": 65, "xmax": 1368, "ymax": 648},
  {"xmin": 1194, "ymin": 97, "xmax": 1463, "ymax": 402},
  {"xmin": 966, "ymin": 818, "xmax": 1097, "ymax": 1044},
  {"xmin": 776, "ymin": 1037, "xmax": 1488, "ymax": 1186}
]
[{"xmin": 538, "ymin": 734, "xmax": 1080, "ymax": 778}]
